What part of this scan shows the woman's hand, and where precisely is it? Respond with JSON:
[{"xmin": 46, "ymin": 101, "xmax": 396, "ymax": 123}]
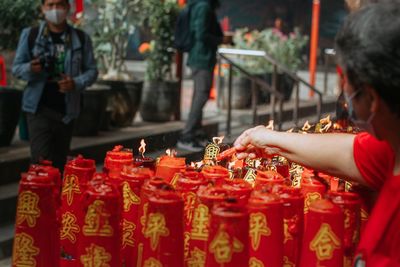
[{"xmin": 234, "ymin": 126, "xmax": 281, "ymax": 159}]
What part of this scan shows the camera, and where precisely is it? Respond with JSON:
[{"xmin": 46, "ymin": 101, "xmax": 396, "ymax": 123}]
[{"xmin": 38, "ymin": 52, "xmax": 56, "ymax": 74}]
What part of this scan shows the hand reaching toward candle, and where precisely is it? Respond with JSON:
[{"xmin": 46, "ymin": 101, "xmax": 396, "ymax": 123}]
[{"xmin": 234, "ymin": 126, "xmax": 281, "ymax": 159}]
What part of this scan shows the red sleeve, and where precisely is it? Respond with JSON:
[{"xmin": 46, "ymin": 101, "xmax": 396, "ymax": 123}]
[{"xmin": 353, "ymin": 133, "xmax": 394, "ymax": 190}]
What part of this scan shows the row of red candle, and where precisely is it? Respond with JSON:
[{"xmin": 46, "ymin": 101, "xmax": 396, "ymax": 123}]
[{"xmin": 12, "ymin": 144, "xmax": 365, "ymax": 267}]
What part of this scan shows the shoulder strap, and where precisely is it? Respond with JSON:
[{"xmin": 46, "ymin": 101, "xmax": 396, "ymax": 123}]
[{"xmin": 28, "ymin": 26, "xmax": 40, "ymax": 57}]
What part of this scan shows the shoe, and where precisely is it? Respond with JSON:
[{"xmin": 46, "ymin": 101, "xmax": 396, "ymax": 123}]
[{"xmin": 176, "ymin": 140, "xmax": 204, "ymax": 152}]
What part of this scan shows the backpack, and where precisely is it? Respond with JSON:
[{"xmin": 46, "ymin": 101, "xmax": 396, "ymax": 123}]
[{"xmin": 174, "ymin": 5, "xmax": 194, "ymax": 52}]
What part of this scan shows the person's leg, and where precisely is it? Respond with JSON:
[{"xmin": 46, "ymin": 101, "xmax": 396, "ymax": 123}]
[
  {"xmin": 181, "ymin": 68, "xmax": 213, "ymax": 141},
  {"xmin": 50, "ymin": 120, "xmax": 74, "ymax": 173},
  {"xmin": 26, "ymin": 112, "xmax": 52, "ymax": 164}
]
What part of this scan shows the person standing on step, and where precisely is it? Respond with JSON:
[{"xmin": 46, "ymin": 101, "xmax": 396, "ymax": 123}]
[
  {"xmin": 12, "ymin": 0, "xmax": 98, "ymax": 172},
  {"xmin": 177, "ymin": 0, "xmax": 232, "ymax": 152}
]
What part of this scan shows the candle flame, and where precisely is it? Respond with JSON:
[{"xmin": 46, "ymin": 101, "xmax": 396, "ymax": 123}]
[
  {"xmin": 195, "ymin": 161, "xmax": 204, "ymax": 168},
  {"xmin": 320, "ymin": 115, "xmax": 331, "ymax": 124},
  {"xmin": 212, "ymin": 136, "xmax": 225, "ymax": 145},
  {"xmin": 302, "ymin": 121, "xmax": 312, "ymax": 131},
  {"xmin": 333, "ymin": 123, "xmax": 342, "ymax": 130},
  {"xmin": 190, "ymin": 162, "xmax": 196, "ymax": 168},
  {"xmin": 320, "ymin": 121, "xmax": 333, "ymax": 133},
  {"xmin": 166, "ymin": 149, "xmax": 177, "ymax": 157},
  {"xmin": 266, "ymin": 120, "xmax": 274, "ymax": 130},
  {"xmin": 286, "ymin": 128, "xmax": 294, "ymax": 133},
  {"xmin": 139, "ymin": 139, "xmax": 146, "ymax": 157}
]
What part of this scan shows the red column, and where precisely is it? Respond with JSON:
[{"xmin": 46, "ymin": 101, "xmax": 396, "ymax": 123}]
[
  {"xmin": 0, "ymin": 55, "xmax": 7, "ymax": 86},
  {"xmin": 309, "ymin": 0, "xmax": 320, "ymax": 97}
]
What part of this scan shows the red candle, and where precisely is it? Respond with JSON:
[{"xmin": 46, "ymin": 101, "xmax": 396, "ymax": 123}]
[
  {"xmin": 301, "ymin": 177, "xmax": 327, "ymax": 215},
  {"xmin": 104, "ymin": 145, "xmax": 133, "ymax": 179},
  {"xmin": 205, "ymin": 201, "xmax": 249, "ymax": 267},
  {"xmin": 255, "ymin": 170, "xmax": 286, "ymax": 189},
  {"xmin": 29, "ymin": 161, "xmax": 61, "ymax": 200},
  {"xmin": 119, "ymin": 166, "xmax": 151, "ymax": 267},
  {"xmin": 155, "ymin": 155, "xmax": 186, "ymax": 183},
  {"xmin": 279, "ymin": 187, "xmax": 304, "ymax": 267},
  {"xmin": 60, "ymin": 156, "xmax": 96, "ymax": 259},
  {"xmin": 135, "ymin": 177, "xmax": 171, "ymax": 265},
  {"xmin": 133, "ymin": 156, "xmax": 156, "ymax": 171},
  {"xmin": 247, "ymin": 190, "xmax": 283, "ymax": 267},
  {"xmin": 327, "ymin": 191, "xmax": 361, "ymax": 267},
  {"xmin": 222, "ymin": 179, "xmax": 253, "ymax": 205},
  {"xmin": 77, "ymin": 179, "xmax": 122, "ymax": 267},
  {"xmin": 13, "ymin": 170, "xmax": 59, "ymax": 267},
  {"xmin": 174, "ymin": 171, "xmax": 208, "ymax": 262},
  {"xmin": 300, "ymin": 199, "xmax": 344, "ymax": 267},
  {"xmin": 201, "ymin": 165, "xmax": 230, "ymax": 186},
  {"xmin": 188, "ymin": 186, "xmax": 229, "ymax": 265},
  {"xmin": 141, "ymin": 186, "xmax": 184, "ymax": 267}
]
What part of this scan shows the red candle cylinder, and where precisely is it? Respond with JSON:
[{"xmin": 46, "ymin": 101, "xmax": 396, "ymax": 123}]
[
  {"xmin": 201, "ymin": 165, "xmax": 230, "ymax": 186},
  {"xmin": 141, "ymin": 186, "xmax": 184, "ymax": 267},
  {"xmin": 77, "ymin": 179, "xmax": 122, "ymax": 267},
  {"xmin": 60, "ymin": 156, "xmax": 96, "ymax": 259},
  {"xmin": 255, "ymin": 170, "xmax": 286, "ymax": 189},
  {"xmin": 327, "ymin": 191, "xmax": 361, "ymax": 267},
  {"xmin": 222, "ymin": 179, "xmax": 253, "ymax": 205},
  {"xmin": 155, "ymin": 155, "xmax": 186, "ymax": 183},
  {"xmin": 205, "ymin": 201, "xmax": 249, "ymax": 267},
  {"xmin": 279, "ymin": 187, "xmax": 304, "ymax": 267},
  {"xmin": 29, "ymin": 161, "xmax": 62, "ymax": 201},
  {"xmin": 133, "ymin": 156, "xmax": 156, "ymax": 172},
  {"xmin": 174, "ymin": 171, "xmax": 208, "ymax": 262},
  {"xmin": 13, "ymin": 170, "xmax": 59, "ymax": 267},
  {"xmin": 247, "ymin": 190, "xmax": 283, "ymax": 267},
  {"xmin": 301, "ymin": 177, "xmax": 327, "ymax": 215},
  {"xmin": 135, "ymin": 177, "xmax": 171, "ymax": 265},
  {"xmin": 187, "ymin": 186, "xmax": 229, "ymax": 265},
  {"xmin": 300, "ymin": 199, "xmax": 344, "ymax": 267},
  {"xmin": 118, "ymin": 166, "xmax": 151, "ymax": 267},
  {"xmin": 104, "ymin": 145, "xmax": 133, "ymax": 179}
]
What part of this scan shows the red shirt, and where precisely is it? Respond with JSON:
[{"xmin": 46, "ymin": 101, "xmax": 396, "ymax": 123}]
[{"xmin": 353, "ymin": 133, "xmax": 400, "ymax": 266}]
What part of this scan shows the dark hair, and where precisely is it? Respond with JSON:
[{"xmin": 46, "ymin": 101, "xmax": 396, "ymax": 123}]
[{"xmin": 335, "ymin": 2, "xmax": 400, "ymax": 116}]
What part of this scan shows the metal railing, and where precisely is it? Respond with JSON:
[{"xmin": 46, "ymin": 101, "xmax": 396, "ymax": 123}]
[{"xmin": 217, "ymin": 48, "xmax": 324, "ymax": 136}]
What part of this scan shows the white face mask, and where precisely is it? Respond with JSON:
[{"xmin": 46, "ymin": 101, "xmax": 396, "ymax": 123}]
[{"xmin": 44, "ymin": 9, "xmax": 67, "ymax": 25}]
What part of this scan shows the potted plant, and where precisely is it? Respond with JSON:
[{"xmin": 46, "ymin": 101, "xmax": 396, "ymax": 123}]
[
  {"xmin": 0, "ymin": 0, "xmax": 40, "ymax": 145},
  {"xmin": 139, "ymin": 0, "xmax": 180, "ymax": 122},
  {"xmin": 230, "ymin": 27, "xmax": 308, "ymax": 103},
  {"xmin": 78, "ymin": 0, "xmax": 145, "ymax": 128}
]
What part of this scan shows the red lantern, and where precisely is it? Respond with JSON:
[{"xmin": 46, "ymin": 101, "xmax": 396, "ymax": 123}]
[
  {"xmin": 205, "ymin": 201, "xmax": 249, "ymax": 267},
  {"xmin": 77, "ymin": 178, "xmax": 122, "ymax": 267},
  {"xmin": 327, "ymin": 191, "xmax": 361, "ymax": 267},
  {"xmin": 247, "ymin": 190, "xmax": 283, "ymax": 267},
  {"xmin": 60, "ymin": 156, "xmax": 95, "ymax": 258},
  {"xmin": 155, "ymin": 155, "xmax": 186, "ymax": 183},
  {"xmin": 300, "ymin": 199, "xmax": 344, "ymax": 267},
  {"xmin": 119, "ymin": 166, "xmax": 151, "ymax": 267},
  {"xmin": 104, "ymin": 145, "xmax": 133, "ymax": 179},
  {"xmin": 13, "ymin": 170, "xmax": 59, "ymax": 267},
  {"xmin": 135, "ymin": 177, "xmax": 171, "ymax": 265},
  {"xmin": 188, "ymin": 186, "xmax": 229, "ymax": 265},
  {"xmin": 201, "ymin": 165, "xmax": 230, "ymax": 186},
  {"xmin": 279, "ymin": 187, "xmax": 304, "ymax": 267},
  {"xmin": 141, "ymin": 186, "xmax": 184, "ymax": 267},
  {"xmin": 222, "ymin": 178, "xmax": 253, "ymax": 205}
]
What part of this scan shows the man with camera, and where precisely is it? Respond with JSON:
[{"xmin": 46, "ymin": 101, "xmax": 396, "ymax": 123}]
[{"xmin": 13, "ymin": 0, "xmax": 98, "ymax": 171}]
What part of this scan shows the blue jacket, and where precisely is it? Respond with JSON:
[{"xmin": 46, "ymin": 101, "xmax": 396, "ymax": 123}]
[{"xmin": 12, "ymin": 21, "xmax": 98, "ymax": 124}]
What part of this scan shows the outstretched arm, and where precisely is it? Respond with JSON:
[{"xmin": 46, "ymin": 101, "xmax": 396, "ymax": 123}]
[{"xmin": 234, "ymin": 126, "xmax": 366, "ymax": 186}]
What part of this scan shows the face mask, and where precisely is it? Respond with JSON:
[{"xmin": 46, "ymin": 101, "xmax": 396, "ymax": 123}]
[
  {"xmin": 344, "ymin": 90, "xmax": 376, "ymax": 136},
  {"xmin": 44, "ymin": 9, "xmax": 67, "ymax": 25}
]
